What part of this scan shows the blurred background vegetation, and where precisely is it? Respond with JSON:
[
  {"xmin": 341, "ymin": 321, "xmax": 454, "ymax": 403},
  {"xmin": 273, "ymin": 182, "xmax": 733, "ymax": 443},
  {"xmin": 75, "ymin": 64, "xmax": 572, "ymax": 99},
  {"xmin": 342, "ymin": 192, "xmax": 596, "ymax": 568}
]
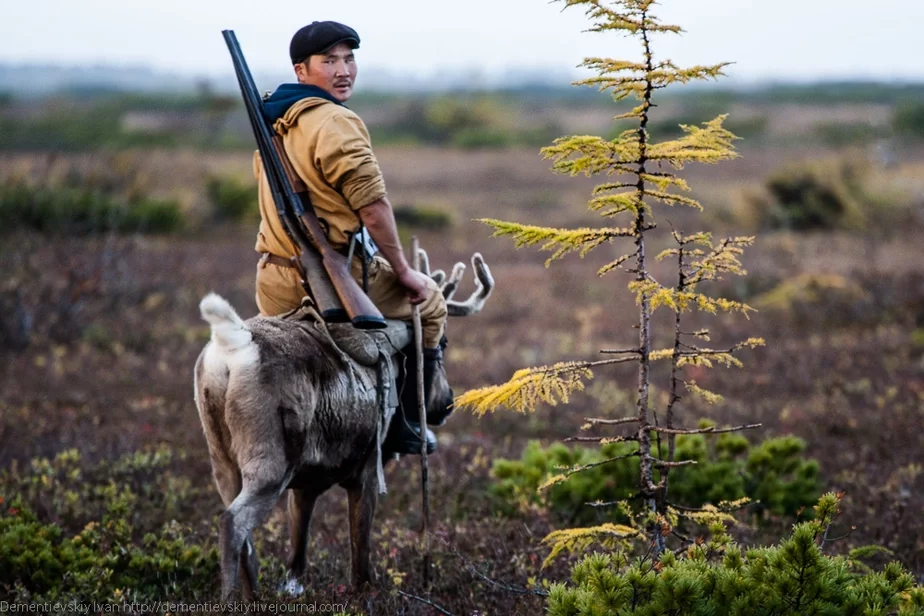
[
  {"xmin": 4, "ymin": 82, "xmax": 924, "ymax": 152},
  {"xmin": 3, "ymin": 81, "xmax": 924, "ymax": 238}
]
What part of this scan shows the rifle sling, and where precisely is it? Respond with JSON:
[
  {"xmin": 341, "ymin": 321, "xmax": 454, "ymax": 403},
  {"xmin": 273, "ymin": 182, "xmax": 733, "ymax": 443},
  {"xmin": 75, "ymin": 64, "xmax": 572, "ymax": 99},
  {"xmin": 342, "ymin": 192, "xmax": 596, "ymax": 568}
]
[
  {"xmin": 344, "ymin": 226, "xmax": 371, "ymax": 294},
  {"xmin": 359, "ymin": 224, "xmax": 370, "ymax": 294},
  {"xmin": 260, "ymin": 240, "xmax": 365, "ymax": 271},
  {"xmin": 260, "ymin": 252, "xmax": 305, "ymax": 273}
]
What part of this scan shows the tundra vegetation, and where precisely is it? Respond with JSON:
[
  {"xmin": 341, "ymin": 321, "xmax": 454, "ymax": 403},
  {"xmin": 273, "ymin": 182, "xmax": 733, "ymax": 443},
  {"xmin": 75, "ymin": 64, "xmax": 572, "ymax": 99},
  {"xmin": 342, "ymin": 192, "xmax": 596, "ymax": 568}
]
[
  {"xmin": 489, "ymin": 429, "xmax": 822, "ymax": 525},
  {"xmin": 1, "ymin": 0, "xmax": 924, "ymax": 613}
]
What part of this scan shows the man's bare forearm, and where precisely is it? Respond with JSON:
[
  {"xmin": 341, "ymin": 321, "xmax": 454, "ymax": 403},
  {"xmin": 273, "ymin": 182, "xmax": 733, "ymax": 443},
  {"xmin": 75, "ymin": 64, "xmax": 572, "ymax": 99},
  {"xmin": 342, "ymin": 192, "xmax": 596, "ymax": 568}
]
[
  {"xmin": 358, "ymin": 197, "xmax": 410, "ymax": 275},
  {"xmin": 358, "ymin": 196, "xmax": 432, "ymax": 305}
]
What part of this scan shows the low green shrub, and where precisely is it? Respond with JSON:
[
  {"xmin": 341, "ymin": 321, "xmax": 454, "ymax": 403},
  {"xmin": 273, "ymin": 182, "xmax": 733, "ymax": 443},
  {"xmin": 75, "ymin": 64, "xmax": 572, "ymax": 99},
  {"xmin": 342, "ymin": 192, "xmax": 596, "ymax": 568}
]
[
  {"xmin": 491, "ymin": 428, "xmax": 820, "ymax": 524},
  {"xmin": 0, "ymin": 178, "xmax": 183, "ymax": 234},
  {"xmin": 370, "ymin": 95, "xmax": 560, "ymax": 148},
  {"xmin": 206, "ymin": 174, "xmax": 258, "ymax": 222},
  {"xmin": 815, "ymin": 121, "xmax": 885, "ymax": 147},
  {"xmin": 392, "ymin": 204, "xmax": 454, "ymax": 230},
  {"xmin": 893, "ymin": 101, "xmax": 924, "ymax": 140},
  {"xmin": 754, "ymin": 273, "xmax": 868, "ymax": 309},
  {"xmin": 0, "ymin": 448, "xmax": 218, "ymax": 601},
  {"xmin": 0, "ymin": 496, "xmax": 217, "ymax": 602},
  {"xmin": 762, "ymin": 160, "xmax": 865, "ymax": 231},
  {"xmin": 912, "ymin": 327, "xmax": 924, "ymax": 350},
  {"xmin": 743, "ymin": 158, "xmax": 902, "ymax": 232},
  {"xmin": 451, "ymin": 127, "xmax": 514, "ymax": 148},
  {"xmin": 546, "ymin": 494, "xmax": 924, "ymax": 616}
]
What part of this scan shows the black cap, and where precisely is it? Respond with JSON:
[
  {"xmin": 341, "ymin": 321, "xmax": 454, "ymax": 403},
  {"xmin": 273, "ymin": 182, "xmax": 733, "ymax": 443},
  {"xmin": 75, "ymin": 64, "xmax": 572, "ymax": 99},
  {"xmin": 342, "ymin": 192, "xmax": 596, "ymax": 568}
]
[{"xmin": 289, "ymin": 21, "xmax": 360, "ymax": 65}]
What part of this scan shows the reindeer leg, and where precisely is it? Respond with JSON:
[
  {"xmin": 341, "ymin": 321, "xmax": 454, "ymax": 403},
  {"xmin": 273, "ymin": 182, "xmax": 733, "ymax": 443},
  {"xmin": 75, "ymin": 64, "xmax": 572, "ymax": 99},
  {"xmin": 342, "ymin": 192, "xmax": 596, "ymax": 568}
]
[
  {"xmin": 215, "ymin": 480, "xmax": 258, "ymax": 599},
  {"xmin": 280, "ymin": 488, "xmax": 320, "ymax": 597},
  {"xmin": 344, "ymin": 461, "xmax": 378, "ymax": 589},
  {"xmin": 208, "ymin": 459, "xmax": 257, "ymax": 600},
  {"xmin": 239, "ymin": 533, "xmax": 258, "ymax": 601},
  {"xmin": 218, "ymin": 464, "xmax": 286, "ymax": 601}
]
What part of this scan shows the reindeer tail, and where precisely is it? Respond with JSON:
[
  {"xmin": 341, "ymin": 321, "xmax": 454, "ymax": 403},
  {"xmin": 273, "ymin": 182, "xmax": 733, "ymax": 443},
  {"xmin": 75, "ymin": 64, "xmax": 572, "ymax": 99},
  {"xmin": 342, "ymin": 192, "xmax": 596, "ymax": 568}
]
[{"xmin": 200, "ymin": 293, "xmax": 252, "ymax": 351}]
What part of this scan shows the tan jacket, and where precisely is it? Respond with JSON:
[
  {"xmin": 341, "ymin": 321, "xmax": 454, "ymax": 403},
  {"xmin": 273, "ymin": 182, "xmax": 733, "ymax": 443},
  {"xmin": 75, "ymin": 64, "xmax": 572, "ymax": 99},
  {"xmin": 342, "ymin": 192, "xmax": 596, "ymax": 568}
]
[{"xmin": 254, "ymin": 97, "xmax": 387, "ymax": 258}]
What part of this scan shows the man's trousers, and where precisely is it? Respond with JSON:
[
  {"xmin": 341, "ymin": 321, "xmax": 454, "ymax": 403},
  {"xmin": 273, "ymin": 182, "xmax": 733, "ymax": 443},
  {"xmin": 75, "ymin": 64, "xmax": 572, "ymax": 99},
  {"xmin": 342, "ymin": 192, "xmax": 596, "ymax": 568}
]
[{"xmin": 255, "ymin": 254, "xmax": 447, "ymax": 349}]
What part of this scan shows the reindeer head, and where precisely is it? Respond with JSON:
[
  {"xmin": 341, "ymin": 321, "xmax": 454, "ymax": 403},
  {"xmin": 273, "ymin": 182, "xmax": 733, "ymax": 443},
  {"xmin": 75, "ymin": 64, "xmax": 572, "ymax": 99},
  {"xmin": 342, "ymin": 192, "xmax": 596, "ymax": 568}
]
[{"xmin": 410, "ymin": 250, "xmax": 494, "ymax": 425}]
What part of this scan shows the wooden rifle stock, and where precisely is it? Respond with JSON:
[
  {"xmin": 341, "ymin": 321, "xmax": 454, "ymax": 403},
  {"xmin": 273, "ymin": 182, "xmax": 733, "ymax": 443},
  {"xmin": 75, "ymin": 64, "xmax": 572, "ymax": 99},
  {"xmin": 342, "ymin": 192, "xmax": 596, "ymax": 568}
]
[
  {"xmin": 271, "ymin": 135, "xmax": 387, "ymax": 330},
  {"xmin": 284, "ymin": 217, "xmax": 345, "ymax": 322}
]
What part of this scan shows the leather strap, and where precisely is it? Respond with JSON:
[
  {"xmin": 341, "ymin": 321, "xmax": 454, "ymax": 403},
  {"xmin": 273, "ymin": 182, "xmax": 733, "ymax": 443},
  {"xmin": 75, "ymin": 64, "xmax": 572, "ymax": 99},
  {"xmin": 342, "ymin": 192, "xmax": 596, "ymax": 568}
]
[
  {"xmin": 260, "ymin": 252, "xmax": 298, "ymax": 270},
  {"xmin": 259, "ymin": 253, "xmax": 308, "ymax": 285}
]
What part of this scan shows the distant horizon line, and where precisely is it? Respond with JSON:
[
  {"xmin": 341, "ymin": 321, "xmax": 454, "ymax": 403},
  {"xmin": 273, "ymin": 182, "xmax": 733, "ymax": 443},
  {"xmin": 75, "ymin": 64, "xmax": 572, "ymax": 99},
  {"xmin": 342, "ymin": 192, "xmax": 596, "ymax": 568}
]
[
  {"xmin": 3, "ymin": 61, "xmax": 924, "ymax": 84},
  {"xmin": 3, "ymin": 62, "xmax": 924, "ymax": 97}
]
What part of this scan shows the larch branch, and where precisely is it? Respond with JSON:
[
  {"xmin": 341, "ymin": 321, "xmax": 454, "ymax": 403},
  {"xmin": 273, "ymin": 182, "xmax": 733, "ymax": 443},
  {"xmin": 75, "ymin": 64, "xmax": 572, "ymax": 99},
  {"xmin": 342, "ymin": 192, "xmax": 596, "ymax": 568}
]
[
  {"xmin": 565, "ymin": 435, "xmax": 639, "ymax": 444},
  {"xmin": 583, "ymin": 416, "xmax": 639, "ymax": 426},
  {"xmin": 651, "ymin": 423, "xmax": 762, "ymax": 435}
]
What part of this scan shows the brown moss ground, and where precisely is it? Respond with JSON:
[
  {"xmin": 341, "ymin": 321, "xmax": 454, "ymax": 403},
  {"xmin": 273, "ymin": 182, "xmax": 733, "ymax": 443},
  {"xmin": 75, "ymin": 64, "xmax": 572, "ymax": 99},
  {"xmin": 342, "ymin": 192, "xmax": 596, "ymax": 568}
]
[{"xmin": 1, "ymin": 145, "xmax": 923, "ymax": 611}]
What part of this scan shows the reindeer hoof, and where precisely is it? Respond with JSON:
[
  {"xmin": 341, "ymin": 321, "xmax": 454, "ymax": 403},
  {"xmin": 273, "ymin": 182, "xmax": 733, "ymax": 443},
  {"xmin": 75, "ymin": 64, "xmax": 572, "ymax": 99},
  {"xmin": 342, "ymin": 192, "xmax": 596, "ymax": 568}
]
[{"xmin": 278, "ymin": 577, "xmax": 305, "ymax": 597}]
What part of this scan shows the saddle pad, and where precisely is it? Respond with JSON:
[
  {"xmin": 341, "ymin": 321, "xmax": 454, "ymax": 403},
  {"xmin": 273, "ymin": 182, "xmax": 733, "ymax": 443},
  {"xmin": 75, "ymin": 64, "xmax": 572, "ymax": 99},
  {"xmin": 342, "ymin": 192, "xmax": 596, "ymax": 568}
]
[
  {"xmin": 278, "ymin": 299, "xmax": 412, "ymax": 366},
  {"xmin": 326, "ymin": 320, "xmax": 412, "ymax": 367}
]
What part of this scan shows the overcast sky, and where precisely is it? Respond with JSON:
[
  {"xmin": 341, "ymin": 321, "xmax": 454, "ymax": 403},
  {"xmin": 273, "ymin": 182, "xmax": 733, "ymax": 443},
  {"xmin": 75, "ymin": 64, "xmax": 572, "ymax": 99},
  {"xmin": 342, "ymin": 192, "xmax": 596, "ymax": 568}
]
[{"xmin": 2, "ymin": 0, "xmax": 922, "ymax": 83}]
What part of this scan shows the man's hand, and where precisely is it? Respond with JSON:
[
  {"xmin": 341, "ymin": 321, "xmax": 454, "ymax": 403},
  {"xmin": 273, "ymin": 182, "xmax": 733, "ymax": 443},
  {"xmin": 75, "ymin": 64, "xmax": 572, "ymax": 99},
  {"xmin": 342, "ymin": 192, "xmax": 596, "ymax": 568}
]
[
  {"xmin": 396, "ymin": 267, "xmax": 433, "ymax": 305},
  {"xmin": 359, "ymin": 197, "xmax": 435, "ymax": 305}
]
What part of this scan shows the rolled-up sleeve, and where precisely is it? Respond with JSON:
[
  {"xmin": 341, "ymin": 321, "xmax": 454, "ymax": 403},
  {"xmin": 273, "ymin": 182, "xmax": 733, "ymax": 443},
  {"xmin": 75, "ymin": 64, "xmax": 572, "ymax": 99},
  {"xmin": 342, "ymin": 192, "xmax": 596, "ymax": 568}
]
[{"xmin": 314, "ymin": 114, "xmax": 387, "ymax": 210}]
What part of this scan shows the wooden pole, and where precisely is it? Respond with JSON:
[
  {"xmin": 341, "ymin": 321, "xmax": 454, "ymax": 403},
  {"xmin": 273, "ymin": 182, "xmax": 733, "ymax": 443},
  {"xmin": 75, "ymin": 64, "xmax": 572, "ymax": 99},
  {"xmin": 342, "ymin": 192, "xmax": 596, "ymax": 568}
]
[{"xmin": 411, "ymin": 236, "xmax": 431, "ymax": 586}]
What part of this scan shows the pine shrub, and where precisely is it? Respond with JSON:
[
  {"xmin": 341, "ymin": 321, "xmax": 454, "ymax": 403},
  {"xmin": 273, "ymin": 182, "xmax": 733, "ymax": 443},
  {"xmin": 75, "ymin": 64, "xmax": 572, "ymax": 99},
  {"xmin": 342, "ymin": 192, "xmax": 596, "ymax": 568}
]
[
  {"xmin": 815, "ymin": 121, "xmax": 884, "ymax": 147},
  {"xmin": 491, "ymin": 431, "xmax": 819, "ymax": 524},
  {"xmin": 0, "ymin": 178, "xmax": 183, "ymax": 234},
  {"xmin": 0, "ymin": 448, "xmax": 218, "ymax": 600},
  {"xmin": 546, "ymin": 496, "xmax": 924, "ymax": 616},
  {"xmin": 744, "ymin": 158, "xmax": 900, "ymax": 232},
  {"xmin": 392, "ymin": 203, "xmax": 455, "ymax": 230},
  {"xmin": 893, "ymin": 101, "xmax": 924, "ymax": 140},
  {"xmin": 206, "ymin": 174, "xmax": 258, "ymax": 222}
]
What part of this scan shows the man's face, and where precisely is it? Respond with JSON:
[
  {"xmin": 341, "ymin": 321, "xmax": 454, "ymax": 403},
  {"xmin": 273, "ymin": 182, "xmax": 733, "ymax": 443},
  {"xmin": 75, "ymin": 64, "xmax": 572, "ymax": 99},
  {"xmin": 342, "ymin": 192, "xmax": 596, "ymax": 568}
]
[{"xmin": 294, "ymin": 42, "xmax": 357, "ymax": 102}]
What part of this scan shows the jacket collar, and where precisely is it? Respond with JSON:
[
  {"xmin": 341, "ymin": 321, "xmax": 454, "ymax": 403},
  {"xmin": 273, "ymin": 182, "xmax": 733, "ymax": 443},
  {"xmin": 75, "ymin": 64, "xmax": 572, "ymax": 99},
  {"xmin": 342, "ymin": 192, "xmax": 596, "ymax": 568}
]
[{"xmin": 262, "ymin": 83, "xmax": 345, "ymax": 124}]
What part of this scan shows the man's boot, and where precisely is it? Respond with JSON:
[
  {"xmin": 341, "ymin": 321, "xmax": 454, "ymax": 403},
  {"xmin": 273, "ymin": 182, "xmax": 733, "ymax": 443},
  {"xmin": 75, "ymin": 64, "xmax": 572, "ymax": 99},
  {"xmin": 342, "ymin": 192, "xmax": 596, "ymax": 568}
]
[
  {"xmin": 384, "ymin": 346, "xmax": 437, "ymax": 455},
  {"xmin": 383, "ymin": 406, "xmax": 437, "ymax": 455},
  {"xmin": 423, "ymin": 346, "xmax": 454, "ymax": 426},
  {"xmin": 383, "ymin": 343, "xmax": 453, "ymax": 455}
]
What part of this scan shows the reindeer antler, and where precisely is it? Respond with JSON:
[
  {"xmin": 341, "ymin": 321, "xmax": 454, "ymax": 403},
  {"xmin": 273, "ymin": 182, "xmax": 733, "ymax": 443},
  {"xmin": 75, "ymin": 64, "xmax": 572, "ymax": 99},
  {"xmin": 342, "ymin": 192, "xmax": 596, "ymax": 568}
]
[
  {"xmin": 441, "ymin": 262, "xmax": 466, "ymax": 301},
  {"xmin": 446, "ymin": 253, "xmax": 493, "ymax": 317},
  {"xmin": 416, "ymin": 248, "xmax": 494, "ymax": 316},
  {"xmin": 417, "ymin": 247, "xmax": 445, "ymax": 286}
]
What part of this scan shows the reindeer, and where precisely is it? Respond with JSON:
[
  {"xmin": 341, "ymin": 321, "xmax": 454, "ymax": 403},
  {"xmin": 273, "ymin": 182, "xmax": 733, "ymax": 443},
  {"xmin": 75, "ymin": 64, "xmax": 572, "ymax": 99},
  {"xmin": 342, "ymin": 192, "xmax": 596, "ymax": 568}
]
[{"xmin": 193, "ymin": 251, "xmax": 492, "ymax": 601}]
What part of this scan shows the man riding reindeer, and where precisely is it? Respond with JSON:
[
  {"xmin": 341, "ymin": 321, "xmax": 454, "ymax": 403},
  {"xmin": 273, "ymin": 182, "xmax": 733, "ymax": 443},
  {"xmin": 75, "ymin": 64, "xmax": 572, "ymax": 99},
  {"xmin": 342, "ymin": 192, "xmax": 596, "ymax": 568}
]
[{"xmin": 252, "ymin": 21, "xmax": 446, "ymax": 455}]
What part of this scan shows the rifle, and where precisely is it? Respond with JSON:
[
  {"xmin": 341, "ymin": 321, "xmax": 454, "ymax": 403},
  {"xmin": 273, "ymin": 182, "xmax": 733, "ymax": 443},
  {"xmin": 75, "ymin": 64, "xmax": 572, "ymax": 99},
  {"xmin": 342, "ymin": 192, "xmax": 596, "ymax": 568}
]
[{"xmin": 222, "ymin": 30, "xmax": 387, "ymax": 330}]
